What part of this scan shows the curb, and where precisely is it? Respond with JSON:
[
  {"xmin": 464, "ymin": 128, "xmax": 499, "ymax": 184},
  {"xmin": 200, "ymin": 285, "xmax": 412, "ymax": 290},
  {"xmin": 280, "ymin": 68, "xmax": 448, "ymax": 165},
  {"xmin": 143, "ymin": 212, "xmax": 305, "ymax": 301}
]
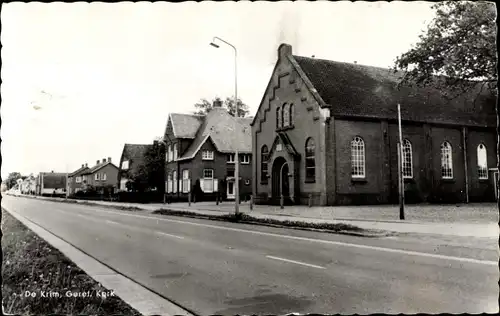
[
  {"xmin": 9, "ymin": 194, "xmax": 393, "ymax": 238},
  {"xmin": 2, "ymin": 206, "xmax": 196, "ymax": 316}
]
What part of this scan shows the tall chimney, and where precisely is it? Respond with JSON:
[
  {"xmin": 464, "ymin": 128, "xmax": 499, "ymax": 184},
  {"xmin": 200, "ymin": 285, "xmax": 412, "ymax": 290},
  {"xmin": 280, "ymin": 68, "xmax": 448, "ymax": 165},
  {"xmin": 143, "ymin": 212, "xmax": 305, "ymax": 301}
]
[
  {"xmin": 213, "ymin": 99, "xmax": 223, "ymax": 108},
  {"xmin": 96, "ymin": 160, "xmax": 100, "ymax": 165},
  {"xmin": 85, "ymin": 163, "xmax": 88, "ymax": 167},
  {"xmin": 82, "ymin": 164, "xmax": 84, "ymax": 168},
  {"xmin": 102, "ymin": 158, "xmax": 106, "ymax": 163},
  {"xmin": 108, "ymin": 157, "xmax": 111, "ymax": 162}
]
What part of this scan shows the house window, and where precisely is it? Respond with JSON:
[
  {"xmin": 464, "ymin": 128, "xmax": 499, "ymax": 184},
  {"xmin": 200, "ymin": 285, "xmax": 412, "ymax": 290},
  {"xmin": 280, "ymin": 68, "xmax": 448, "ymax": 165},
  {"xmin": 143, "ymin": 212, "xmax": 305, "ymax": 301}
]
[
  {"xmin": 305, "ymin": 138, "xmax": 316, "ymax": 182},
  {"xmin": 402, "ymin": 139, "xmax": 413, "ymax": 179},
  {"xmin": 202, "ymin": 169, "xmax": 214, "ymax": 193},
  {"xmin": 202, "ymin": 150, "xmax": 214, "ymax": 160},
  {"xmin": 241, "ymin": 154, "xmax": 250, "ymax": 164},
  {"xmin": 95, "ymin": 173, "xmax": 100, "ymax": 181},
  {"xmin": 172, "ymin": 171, "xmax": 177, "ymax": 193},
  {"xmin": 227, "ymin": 154, "xmax": 235, "ymax": 164},
  {"xmin": 261, "ymin": 145, "xmax": 269, "ymax": 183},
  {"xmin": 289, "ymin": 103, "xmax": 294, "ymax": 126},
  {"xmin": 168, "ymin": 145, "xmax": 173, "ymax": 162},
  {"xmin": 441, "ymin": 141, "xmax": 453, "ymax": 179},
  {"xmin": 122, "ymin": 160, "xmax": 129, "ymax": 170},
  {"xmin": 76, "ymin": 176, "xmax": 82, "ymax": 183},
  {"xmin": 182, "ymin": 170, "xmax": 190, "ymax": 193},
  {"xmin": 351, "ymin": 137, "xmax": 365, "ymax": 178},
  {"xmin": 227, "ymin": 169, "xmax": 235, "ymax": 178},
  {"xmin": 167, "ymin": 173, "xmax": 172, "ymax": 193},
  {"xmin": 283, "ymin": 103, "xmax": 290, "ymax": 127},
  {"xmin": 477, "ymin": 144, "xmax": 488, "ymax": 179},
  {"xmin": 173, "ymin": 144, "xmax": 178, "ymax": 161},
  {"xmin": 276, "ymin": 107, "xmax": 282, "ymax": 129}
]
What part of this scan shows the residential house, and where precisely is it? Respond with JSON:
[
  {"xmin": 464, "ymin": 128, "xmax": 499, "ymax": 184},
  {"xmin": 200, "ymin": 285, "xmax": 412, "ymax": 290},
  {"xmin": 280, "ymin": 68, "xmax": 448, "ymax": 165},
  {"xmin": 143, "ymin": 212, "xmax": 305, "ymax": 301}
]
[
  {"xmin": 36, "ymin": 171, "xmax": 67, "ymax": 196},
  {"xmin": 68, "ymin": 163, "xmax": 90, "ymax": 195},
  {"xmin": 20, "ymin": 175, "xmax": 36, "ymax": 195},
  {"xmin": 164, "ymin": 99, "xmax": 253, "ymax": 202},
  {"xmin": 117, "ymin": 144, "xmax": 152, "ymax": 192},
  {"xmin": 80, "ymin": 158, "xmax": 119, "ymax": 193},
  {"xmin": 251, "ymin": 43, "xmax": 497, "ymax": 206}
]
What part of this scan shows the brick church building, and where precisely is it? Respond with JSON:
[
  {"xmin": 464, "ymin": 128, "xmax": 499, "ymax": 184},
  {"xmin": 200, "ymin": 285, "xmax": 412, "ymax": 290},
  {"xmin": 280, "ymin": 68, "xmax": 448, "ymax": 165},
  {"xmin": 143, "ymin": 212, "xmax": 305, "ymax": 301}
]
[{"xmin": 251, "ymin": 43, "xmax": 497, "ymax": 206}]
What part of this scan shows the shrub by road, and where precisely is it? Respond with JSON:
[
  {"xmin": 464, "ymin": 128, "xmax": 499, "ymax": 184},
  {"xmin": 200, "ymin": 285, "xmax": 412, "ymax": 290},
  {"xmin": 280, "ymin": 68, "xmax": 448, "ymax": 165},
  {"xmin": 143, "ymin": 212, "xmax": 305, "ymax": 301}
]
[{"xmin": 1, "ymin": 209, "xmax": 140, "ymax": 315}]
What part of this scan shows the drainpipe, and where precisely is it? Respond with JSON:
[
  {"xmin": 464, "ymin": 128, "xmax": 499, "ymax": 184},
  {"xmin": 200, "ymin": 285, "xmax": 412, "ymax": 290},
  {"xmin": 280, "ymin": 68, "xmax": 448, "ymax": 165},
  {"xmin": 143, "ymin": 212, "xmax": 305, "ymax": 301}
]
[{"xmin": 462, "ymin": 127, "xmax": 469, "ymax": 203}]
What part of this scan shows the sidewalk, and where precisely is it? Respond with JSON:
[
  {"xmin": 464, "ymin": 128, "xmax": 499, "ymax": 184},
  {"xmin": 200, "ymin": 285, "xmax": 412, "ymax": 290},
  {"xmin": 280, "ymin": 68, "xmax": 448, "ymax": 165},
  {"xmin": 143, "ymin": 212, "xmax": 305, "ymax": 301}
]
[{"xmin": 13, "ymin": 194, "xmax": 499, "ymax": 238}]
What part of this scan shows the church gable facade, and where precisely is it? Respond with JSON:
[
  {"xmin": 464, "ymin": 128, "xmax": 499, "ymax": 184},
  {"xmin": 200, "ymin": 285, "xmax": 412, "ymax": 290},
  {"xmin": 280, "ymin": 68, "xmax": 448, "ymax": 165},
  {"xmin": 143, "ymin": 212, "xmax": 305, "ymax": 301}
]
[{"xmin": 252, "ymin": 43, "xmax": 497, "ymax": 206}]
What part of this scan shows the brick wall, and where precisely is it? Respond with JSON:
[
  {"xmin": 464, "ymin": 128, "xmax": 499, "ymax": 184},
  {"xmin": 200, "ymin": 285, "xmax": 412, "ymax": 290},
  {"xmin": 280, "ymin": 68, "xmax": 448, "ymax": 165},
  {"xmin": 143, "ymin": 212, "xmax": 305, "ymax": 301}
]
[{"xmin": 252, "ymin": 51, "xmax": 324, "ymax": 205}]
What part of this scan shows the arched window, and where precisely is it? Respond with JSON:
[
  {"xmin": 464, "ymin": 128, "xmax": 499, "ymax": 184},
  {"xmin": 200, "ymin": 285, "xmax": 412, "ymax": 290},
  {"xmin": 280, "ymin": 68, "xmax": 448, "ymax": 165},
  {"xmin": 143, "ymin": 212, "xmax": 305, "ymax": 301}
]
[
  {"xmin": 283, "ymin": 103, "xmax": 290, "ymax": 127},
  {"xmin": 276, "ymin": 107, "xmax": 281, "ymax": 129},
  {"xmin": 305, "ymin": 138, "xmax": 316, "ymax": 182},
  {"xmin": 441, "ymin": 141, "xmax": 453, "ymax": 179},
  {"xmin": 477, "ymin": 144, "xmax": 488, "ymax": 179},
  {"xmin": 402, "ymin": 139, "xmax": 413, "ymax": 179},
  {"xmin": 261, "ymin": 145, "xmax": 269, "ymax": 184},
  {"xmin": 351, "ymin": 137, "xmax": 365, "ymax": 178},
  {"xmin": 289, "ymin": 103, "xmax": 294, "ymax": 126}
]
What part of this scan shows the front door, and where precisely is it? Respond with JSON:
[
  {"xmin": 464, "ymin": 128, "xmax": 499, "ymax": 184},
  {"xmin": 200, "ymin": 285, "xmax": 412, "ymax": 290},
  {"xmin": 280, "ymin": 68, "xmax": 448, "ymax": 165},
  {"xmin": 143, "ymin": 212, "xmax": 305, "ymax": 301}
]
[
  {"xmin": 271, "ymin": 157, "xmax": 290, "ymax": 204},
  {"xmin": 227, "ymin": 180, "xmax": 235, "ymax": 200}
]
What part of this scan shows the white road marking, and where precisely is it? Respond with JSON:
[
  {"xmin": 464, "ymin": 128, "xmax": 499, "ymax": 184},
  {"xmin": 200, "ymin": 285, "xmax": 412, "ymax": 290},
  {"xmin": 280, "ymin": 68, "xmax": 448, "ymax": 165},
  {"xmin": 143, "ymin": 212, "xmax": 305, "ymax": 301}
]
[
  {"xmin": 18, "ymin": 200, "xmax": 498, "ymax": 266},
  {"xmin": 156, "ymin": 232, "xmax": 185, "ymax": 240},
  {"xmin": 266, "ymin": 255, "xmax": 325, "ymax": 269},
  {"xmin": 106, "ymin": 220, "xmax": 120, "ymax": 225}
]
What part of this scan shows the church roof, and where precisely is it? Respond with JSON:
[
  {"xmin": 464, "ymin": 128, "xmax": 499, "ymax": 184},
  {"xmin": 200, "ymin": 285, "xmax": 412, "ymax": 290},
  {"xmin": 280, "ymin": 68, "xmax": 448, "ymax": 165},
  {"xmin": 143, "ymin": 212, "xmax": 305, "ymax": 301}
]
[{"xmin": 292, "ymin": 55, "xmax": 496, "ymax": 127}]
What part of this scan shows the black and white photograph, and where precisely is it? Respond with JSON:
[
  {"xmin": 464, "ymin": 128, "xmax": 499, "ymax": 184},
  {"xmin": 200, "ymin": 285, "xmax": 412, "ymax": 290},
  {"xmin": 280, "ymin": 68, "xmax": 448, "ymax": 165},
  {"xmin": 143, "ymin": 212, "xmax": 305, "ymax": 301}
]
[{"xmin": 1, "ymin": 1, "xmax": 498, "ymax": 315}]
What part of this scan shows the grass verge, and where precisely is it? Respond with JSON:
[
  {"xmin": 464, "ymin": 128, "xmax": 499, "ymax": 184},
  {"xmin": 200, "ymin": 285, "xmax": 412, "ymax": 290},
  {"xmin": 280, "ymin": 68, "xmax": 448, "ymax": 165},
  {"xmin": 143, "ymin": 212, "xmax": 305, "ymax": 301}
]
[
  {"xmin": 1, "ymin": 208, "xmax": 140, "ymax": 315},
  {"xmin": 151, "ymin": 208, "xmax": 382, "ymax": 236}
]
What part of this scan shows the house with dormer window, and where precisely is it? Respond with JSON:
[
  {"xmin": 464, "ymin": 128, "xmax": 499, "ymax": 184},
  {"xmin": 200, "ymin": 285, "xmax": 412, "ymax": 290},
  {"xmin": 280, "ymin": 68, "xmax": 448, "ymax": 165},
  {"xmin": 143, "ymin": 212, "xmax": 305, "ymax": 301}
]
[
  {"xmin": 251, "ymin": 43, "xmax": 497, "ymax": 206},
  {"xmin": 164, "ymin": 99, "xmax": 253, "ymax": 202}
]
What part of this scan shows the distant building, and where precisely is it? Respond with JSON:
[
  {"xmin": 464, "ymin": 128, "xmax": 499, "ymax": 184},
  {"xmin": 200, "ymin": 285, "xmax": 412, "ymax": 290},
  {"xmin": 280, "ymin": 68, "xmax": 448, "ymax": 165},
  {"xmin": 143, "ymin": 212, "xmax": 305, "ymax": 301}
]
[
  {"xmin": 68, "ymin": 163, "xmax": 90, "ymax": 195},
  {"xmin": 36, "ymin": 171, "xmax": 67, "ymax": 196},
  {"xmin": 251, "ymin": 43, "xmax": 497, "ymax": 206},
  {"xmin": 80, "ymin": 158, "xmax": 119, "ymax": 193},
  {"xmin": 164, "ymin": 99, "xmax": 253, "ymax": 202}
]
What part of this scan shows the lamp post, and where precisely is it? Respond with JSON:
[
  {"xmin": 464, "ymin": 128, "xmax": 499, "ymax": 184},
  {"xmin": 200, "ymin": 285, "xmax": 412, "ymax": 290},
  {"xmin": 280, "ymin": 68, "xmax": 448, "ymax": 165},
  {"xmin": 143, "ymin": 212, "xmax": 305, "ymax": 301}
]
[{"xmin": 210, "ymin": 36, "xmax": 240, "ymax": 215}]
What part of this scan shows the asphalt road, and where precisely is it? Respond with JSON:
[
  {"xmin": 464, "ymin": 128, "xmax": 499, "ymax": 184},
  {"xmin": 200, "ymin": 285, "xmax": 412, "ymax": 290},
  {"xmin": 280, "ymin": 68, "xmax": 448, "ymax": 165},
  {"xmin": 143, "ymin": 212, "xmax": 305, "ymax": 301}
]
[{"xmin": 2, "ymin": 196, "xmax": 498, "ymax": 314}]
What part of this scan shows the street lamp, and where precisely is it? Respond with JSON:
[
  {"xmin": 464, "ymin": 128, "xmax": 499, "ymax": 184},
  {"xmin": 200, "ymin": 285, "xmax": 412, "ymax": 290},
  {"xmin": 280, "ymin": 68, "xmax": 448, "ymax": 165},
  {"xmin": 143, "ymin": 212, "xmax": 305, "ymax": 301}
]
[{"xmin": 210, "ymin": 36, "xmax": 240, "ymax": 215}]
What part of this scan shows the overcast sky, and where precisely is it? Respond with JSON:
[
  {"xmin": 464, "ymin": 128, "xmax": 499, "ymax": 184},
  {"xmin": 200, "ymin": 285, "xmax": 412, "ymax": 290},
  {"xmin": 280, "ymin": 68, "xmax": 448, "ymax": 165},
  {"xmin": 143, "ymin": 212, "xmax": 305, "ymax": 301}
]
[{"xmin": 1, "ymin": 1, "xmax": 436, "ymax": 179}]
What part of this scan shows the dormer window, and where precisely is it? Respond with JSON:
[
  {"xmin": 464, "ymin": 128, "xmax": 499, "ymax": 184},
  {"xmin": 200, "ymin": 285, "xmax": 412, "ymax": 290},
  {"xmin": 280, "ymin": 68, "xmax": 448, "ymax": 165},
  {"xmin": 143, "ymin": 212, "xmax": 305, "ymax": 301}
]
[
  {"xmin": 122, "ymin": 160, "xmax": 129, "ymax": 170},
  {"xmin": 202, "ymin": 150, "xmax": 214, "ymax": 160}
]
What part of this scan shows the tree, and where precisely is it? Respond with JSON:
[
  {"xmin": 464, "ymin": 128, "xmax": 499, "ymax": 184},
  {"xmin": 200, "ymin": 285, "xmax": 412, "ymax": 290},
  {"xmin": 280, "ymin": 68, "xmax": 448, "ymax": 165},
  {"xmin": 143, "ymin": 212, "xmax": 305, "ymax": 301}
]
[
  {"xmin": 393, "ymin": 1, "xmax": 497, "ymax": 98},
  {"xmin": 130, "ymin": 141, "xmax": 165, "ymax": 192},
  {"xmin": 193, "ymin": 96, "xmax": 250, "ymax": 117},
  {"xmin": 5, "ymin": 172, "xmax": 22, "ymax": 189}
]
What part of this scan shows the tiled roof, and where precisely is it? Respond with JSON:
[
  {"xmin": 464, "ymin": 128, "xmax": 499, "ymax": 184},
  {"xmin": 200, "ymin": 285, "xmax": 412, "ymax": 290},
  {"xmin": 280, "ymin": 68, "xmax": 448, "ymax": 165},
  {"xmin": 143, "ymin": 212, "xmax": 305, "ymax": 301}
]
[
  {"xmin": 119, "ymin": 144, "xmax": 152, "ymax": 174},
  {"xmin": 169, "ymin": 113, "xmax": 204, "ymax": 139},
  {"xmin": 292, "ymin": 55, "xmax": 496, "ymax": 127},
  {"xmin": 82, "ymin": 161, "xmax": 118, "ymax": 175},
  {"xmin": 69, "ymin": 166, "xmax": 89, "ymax": 177},
  {"xmin": 178, "ymin": 108, "xmax": 252, "ymax": 160}
]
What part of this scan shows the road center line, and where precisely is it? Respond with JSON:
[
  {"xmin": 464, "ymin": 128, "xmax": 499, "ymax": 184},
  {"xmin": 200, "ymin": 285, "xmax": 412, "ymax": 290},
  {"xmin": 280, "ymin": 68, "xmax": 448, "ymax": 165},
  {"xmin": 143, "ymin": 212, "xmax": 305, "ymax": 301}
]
[
  {"xmin": 266, "ymin": 255, "xmax": 326, "ymax": 269},
  {"xmin": 155, "ymin": 232, "xmax": 185, "ymax": 240},
  {"xmin": 34, "ymin": 201, "xmax": 498, "ymax": 266}
]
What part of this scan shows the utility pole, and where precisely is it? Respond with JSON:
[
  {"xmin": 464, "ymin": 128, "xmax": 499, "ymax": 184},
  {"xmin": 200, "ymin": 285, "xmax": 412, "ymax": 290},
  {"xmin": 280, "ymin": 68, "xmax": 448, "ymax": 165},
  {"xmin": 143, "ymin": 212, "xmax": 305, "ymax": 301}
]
[{"xmin": 398, "ymin": 103, "xmax": 405, "ymax": 220}]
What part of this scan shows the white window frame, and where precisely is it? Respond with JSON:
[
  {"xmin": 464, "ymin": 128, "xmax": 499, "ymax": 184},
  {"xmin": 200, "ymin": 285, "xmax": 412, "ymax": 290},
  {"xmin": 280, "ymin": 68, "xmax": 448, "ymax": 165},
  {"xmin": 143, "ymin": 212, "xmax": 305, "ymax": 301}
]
[
  {"xmin": 76, "ymin": 176, "xmax": 82, "ymax": 183},
  {"xmin": 241, "ymin": 154, "xmax": 250, "ymax": 164},
  {"xmin": 477, "ymin": 144, "xmax": 488, "ymax": 180},
  {"xmin": 167, "ymin": 173, "xmax": 172, "ymax": 193},
  {"xmin": 441, "ymin": 141, "xmax": 453, "ymax": 179},
  {"xmin": 95, "ymin": 173, "xmax": 100, "ymax": 181},
  {"xmin": 182, "ymin": 170, "xmax": 190, "ymax": 193},
  {"xmin": 351, "ymin": 136, "xmax": 365, "ymax": 178},
  {"xmin": 283, "ymin": 103, "xmax": 290, "ymax": 127},
  {"xmin": 202, "ymin": 150, "xmax": 214, "ymax": 160},
  {"xmin": 173, "ymin": 143, "xmax": 178, "ymax": 161},
  {"xmin": 102, "ymin": 173, "xmax": 107, "ymax": 181},
  {"xmin": 122, "ymin": 160, "xmax": 129, "ymax": 170},
  {"xmin": 202, "ymin": 169, "xmax": 214, "ymax": 193},
  {"xmin": 172, "ymin": 171, "xmax": 177, "ymax": 193},
  {"xmin": 402, "ymin": 139, "xmax": 413, "ymax": 179},
  {"xmin": 227, "ymin": 154, "xmax": 235, "ymax": 164}
]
